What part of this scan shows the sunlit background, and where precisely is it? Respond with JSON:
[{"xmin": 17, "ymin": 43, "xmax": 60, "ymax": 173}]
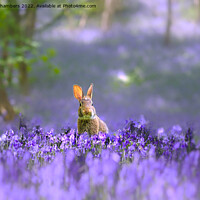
[{"xmin": 0, "ymin": 0, "xmax": 200, "ymax": 133}]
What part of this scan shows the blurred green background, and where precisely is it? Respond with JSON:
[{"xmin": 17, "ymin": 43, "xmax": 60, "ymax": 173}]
[{"xmin": 0, "ymin": 0, "xmax": 200, "ymax": 132}]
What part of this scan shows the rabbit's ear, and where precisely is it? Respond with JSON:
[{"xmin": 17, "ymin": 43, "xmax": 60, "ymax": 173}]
[
  {"xmin": 73, "ymin": 85, "xmax": 84, "ymax": 101},
  {"xmin": 87, "ymin": 83, "xmax": 93, "ymax": 99}
]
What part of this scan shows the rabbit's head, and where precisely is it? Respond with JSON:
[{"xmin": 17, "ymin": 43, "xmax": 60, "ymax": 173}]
[{"xmin": 73, "ymin": 84, "xmax": 96, "ymax": 119}]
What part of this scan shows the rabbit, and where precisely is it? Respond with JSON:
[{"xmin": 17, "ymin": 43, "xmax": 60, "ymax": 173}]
[{"xmin": 73, "ymin": 83, "xmax": 109, "ymax": 136}]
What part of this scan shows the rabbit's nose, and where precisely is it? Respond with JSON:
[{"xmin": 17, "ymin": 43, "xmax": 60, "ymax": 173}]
[
  {"xmin": 83, "ymin": 109, "xmax": 91, "ymax": 115},
  {"xmin": 82, "ymin": 109, "xmax": 87, "ymax": 114}
]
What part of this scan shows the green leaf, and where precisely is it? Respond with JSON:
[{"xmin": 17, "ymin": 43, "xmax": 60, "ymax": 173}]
[
  {"xmin": 40, "ymin": 55, "xmax": 49, "ymax": 62},
  {"xmin": 53, "ymin": 67, "xmax": 60, "ymax": 75},
  {"xmin": 27, "ymin": 66, "xmax": 32, "ymax": 72},
  {"xmin": 47, "ymin": 48, "xmax": 56, "ymax": 58},
  {"xmin": 30, "ymin": 41, "xmax": 40, "ymax": 49},
  {"xmin": 16, "ymin": 56, "xmax": 24, "ymax": 63}
]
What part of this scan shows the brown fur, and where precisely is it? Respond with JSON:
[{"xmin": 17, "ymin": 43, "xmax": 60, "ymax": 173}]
[{"xmin": 73, "ymin": 84, "xmax": 108, "ymax": 136}]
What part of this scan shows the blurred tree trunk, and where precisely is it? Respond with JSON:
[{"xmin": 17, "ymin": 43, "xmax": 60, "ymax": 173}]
[
  {"xmin": 24, "ymin": 8, "xmax": 37, "ymax": 38},
  {"xmin": 101, "ymin": 0, "xmax": 115, "ymax": 31},
  {"xmin": 199, "ymin": 0, "xmax": 200, "ymax": 21},
  {"xmin": 194, "ymin": 0, "xmax": 200, "ymax": 21},
  {"xmin": 164, "ymin": 0, "xmax": 172, "ymax": 45},
  {"xmin": 1, "ymin": 40, "xmax": 8, "ymax": 75},
  {"xmin": 0, "ymin": 45, "xmax": 15, "ymax": 121},
  {"xmin": 101, "ymin": 0, "xmax": 123, "ymax": 31},
  {"xmin": 7, "ymin": 65, "xmax": 13, "ymax": 86},
  {"xmin": 3, "ymin": 40, "xmax": 13, "ymax": 86},
  {"xmin": 0, "ymin": 78, "xmax": 15, "ymax": 121},
  {"xmin": 79, "ymin": 13, "xmax": 88, "ymax": 29},
  {"xmin": 14, "ymin": 6, "xmax": 37, "ymax": 95},
  {"xmin": 18, "ymin": 59, "xmax": 29, "ymax": 95}
]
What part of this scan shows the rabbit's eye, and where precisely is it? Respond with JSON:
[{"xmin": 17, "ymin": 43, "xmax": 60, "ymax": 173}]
[
  {"xmin": 80, "ymin": 103, "xmax": 82, "ymax": 107},
  {"xmin": 92, "ymin": 103, "xmax": 93, "ymax": 106}
]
